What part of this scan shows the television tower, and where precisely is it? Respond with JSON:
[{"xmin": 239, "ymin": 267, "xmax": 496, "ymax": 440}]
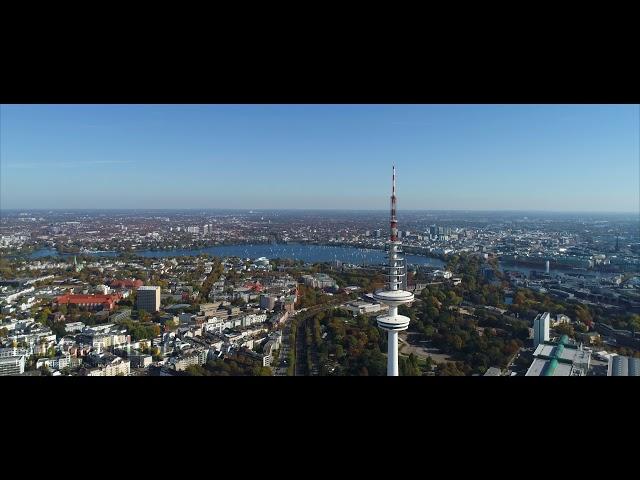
[{"xmin": 374, "ymin": 165, "xmax": 414, "ymax": 376}]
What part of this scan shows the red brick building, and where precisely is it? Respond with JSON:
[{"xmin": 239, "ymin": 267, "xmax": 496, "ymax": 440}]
[{"xmin": 55, "ymin": 293, "xmax": 122, "ymax": 310}]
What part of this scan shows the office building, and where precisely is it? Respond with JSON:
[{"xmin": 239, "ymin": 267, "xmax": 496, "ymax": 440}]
[
  {"xmin": 533, "ymin": 312, "xmax": 551, "ymax": 347},
  {"xmin": 608, "ymin": 355, "xmax": 640, "ymax": 376},
  {"xmin": 137, "ymin": 286, "xmax": 161, "ymax": 312},
  {"xmin": 259, "ymin": 294, "xmax": 277, "ymax": 311},
  {"xmin": 0, "ymin": 353, "xmax": 26, "ymax": 376}
]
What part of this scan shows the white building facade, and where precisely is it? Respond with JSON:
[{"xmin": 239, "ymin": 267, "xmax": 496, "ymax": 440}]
[{"xmin": 533, "ymin": 312, "xmax": 551, "ymax": 347}]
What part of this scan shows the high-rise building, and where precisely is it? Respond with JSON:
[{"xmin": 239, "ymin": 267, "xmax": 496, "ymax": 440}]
[
  {"xmin": 0, "ymin": 349, "xmax": 26, "ymax": 376},
  {"xmin": 137, "ymin": 286, "xmax": 161, "ymax": 313},
  {"xmin": 533, "ymin": 312, "xmax": 551, "ymax": 347},
  {"xmin": 259, "ymin": 294, "xmax": 277, "ymax": 311},
  {"xmin": 374, "ymin": 166, "xmax": 414, "ymax": 376},
  {"xmin": 374, "ymin": 229, "xmax": 382, "ymax": 238},
  {"xmin": 608, "ymin": 355, "xmax": 640, "ymax": 376}
]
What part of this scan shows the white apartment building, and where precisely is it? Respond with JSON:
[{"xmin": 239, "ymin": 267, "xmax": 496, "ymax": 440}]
[
  {"xmin": 65, "ymin": 322, "xmax": 86, "ymax": 333},
  {"xmin": 552, "ymin": 314, "xmax": 571, "ymax": 326},
  {"xmin": 171, "ymin": 349, "xmax": 208, "ymax": 371},
  {"xmin": 36, "ymin": 353, "xmax": 72, "ymax": 371},
  {"xmin": 0, "ymin": 349, "xmax": 27, "ymax": 376},
  {"xmin": 302, "ymin": 274, "xmax": 337, "ymax": 289},
  {"xmin": 84, "ymin": 358, "xmax": 130, "ymax": 376},
  {"xmin": 241, "ymin": 313, "xmax": 267, "ymax": 328},
  {"xmin": 0, "ymin": 356, "xmax": 25, "ymax": 376},
  {"xmin": 533, "ymin": 312, "xmax": 551, "ymax": 347},
  {"xmin": 346, "ymin": 301, "xmax": 383, "ymax": 315}
]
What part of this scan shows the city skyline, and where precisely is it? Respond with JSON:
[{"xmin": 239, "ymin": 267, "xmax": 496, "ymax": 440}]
[{"xmin": 1, "ymin": 104, "xmax": 638, "ymax": 212}]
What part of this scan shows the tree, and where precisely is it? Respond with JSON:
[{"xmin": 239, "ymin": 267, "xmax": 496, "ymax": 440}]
[
  {"xmin": 423, "ymin": 356, "xmax": 434, "ymax": 373},
  {"xmin": 185, "ymin": 364, "xmax": 208, "ymax": 376},
  {"xmin": 356, "ymin": 314, "xmax": 368, "ymax": 329},
  {"xmin": 251, "ymin": 366, "xmax": 273, "ymax": 376},
  {"xmin": 164, "ymin": 319, "xmax": 178, "ymax": 332},
  {"xmin": 436, "ymin": 362, "xmax": 465, "ymax": 376},
  {"xmin": 574, "ymin": 306, "xmax": 593, "ymax": 328},
  {"xmin": 447, "ymin": 291, "xmax": 462, "ymax": 306},
  {"xmin": 554, "ymin": 323, "xmax": 574, "ymax": 337},
  {"xmin": 38, "ymin": 307, "xmax": 52, "ymax": 324},
  {"xmin": 450, "ymin": 334, "xmax": 464, "ymax": 351},
  {"xmin": 575, "ymin": 323, "xmax": 588, "ymax": 333},
  {"xmin": 514, "ymin": 292, "xmax": 527, "ymax": 306},
  {"xmin": 426, "ymin": 306, "xmax": 440, "ymax": 319}
]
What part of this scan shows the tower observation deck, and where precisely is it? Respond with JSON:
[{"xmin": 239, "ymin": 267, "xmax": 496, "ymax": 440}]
[{"xmin": 373, "ymin": 165, "xmax": 414, "ymax": 376}]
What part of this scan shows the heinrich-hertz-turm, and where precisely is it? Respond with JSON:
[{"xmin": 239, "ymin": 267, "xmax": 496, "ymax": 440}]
[{"xmin": 373, "ymin": 165, "xmax": 415, "ymax": 376}]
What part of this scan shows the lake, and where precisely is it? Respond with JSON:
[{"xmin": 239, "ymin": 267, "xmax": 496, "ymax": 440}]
[{"xmin": 26, "ymin": 243, "xmax": 446, "ymax": 268}]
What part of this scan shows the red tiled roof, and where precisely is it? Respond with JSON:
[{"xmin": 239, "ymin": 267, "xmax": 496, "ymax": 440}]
[
  {"xmin": 55, "ymin": 293, "xmax": 122, "ymax": 309},
  {"xmin": 244, "ymin": 282, "xmax": 264, "ymax": 292},
  {"xmin": 110, "ymin": 278, "xmax": 144, "ymax": 288}
]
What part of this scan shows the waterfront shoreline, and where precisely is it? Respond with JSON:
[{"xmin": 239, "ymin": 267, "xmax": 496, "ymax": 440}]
[{"xmin": 20, "ymin": 243, "xmax": 447, "ymax": 268}]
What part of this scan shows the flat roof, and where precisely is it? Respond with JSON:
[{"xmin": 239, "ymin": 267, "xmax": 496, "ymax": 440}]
[
  {"xmin": 535, "ymin": 344, "xmax": 584, "ymax": 363},
  {"xmin": 525, "ymin": 358, "xmax": 573, "ymax": 376}
]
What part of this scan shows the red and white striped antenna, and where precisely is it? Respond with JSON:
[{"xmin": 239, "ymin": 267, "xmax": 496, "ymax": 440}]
[{"xmin": 390, "ymin": 164, "xmax": 398, "ymax": 241}]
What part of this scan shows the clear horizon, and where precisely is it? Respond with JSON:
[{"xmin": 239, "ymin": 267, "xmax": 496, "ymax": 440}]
[
  {"xmin": 1, "ymin": 207, "xmax": 637, "ymax": 216},
  {"xmin": 1, "ymin": 104, "xmax": 638, "ymax": 212}
]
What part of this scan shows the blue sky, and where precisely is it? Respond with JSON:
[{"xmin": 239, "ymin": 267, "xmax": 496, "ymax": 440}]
[{"xmin": 1, "ymin": 104, "xmax": 638, "ymax": 212}]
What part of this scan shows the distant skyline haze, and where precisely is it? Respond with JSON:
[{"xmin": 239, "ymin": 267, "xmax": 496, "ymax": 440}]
[{"xmin": 1, "ymin": 104, "xmax": 638, "ymax": 212}]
